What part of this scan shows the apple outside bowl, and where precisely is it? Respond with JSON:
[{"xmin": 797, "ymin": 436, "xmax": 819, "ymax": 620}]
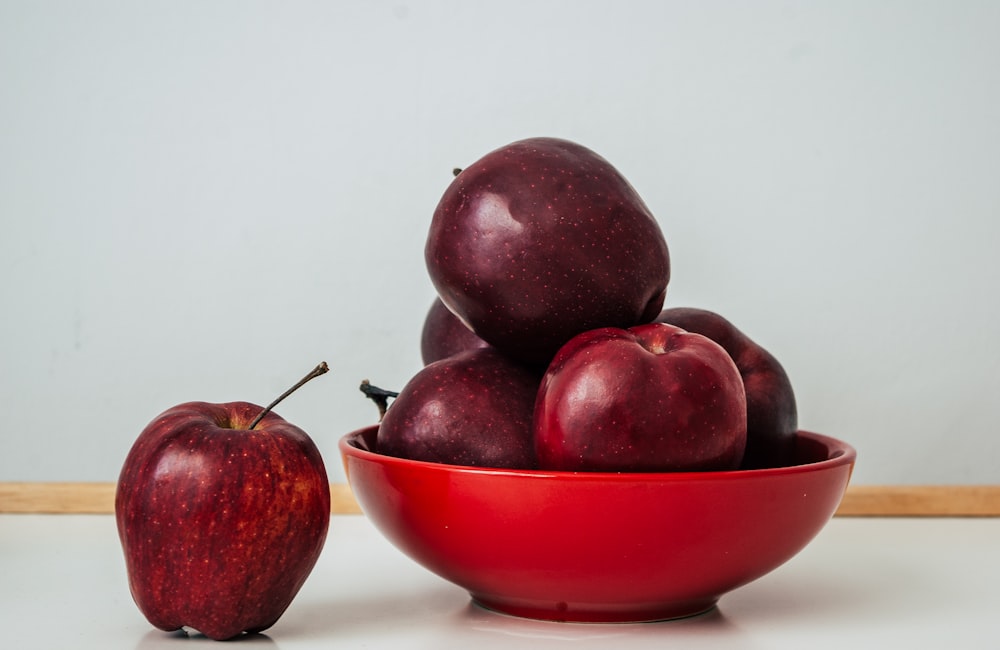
[{"xmin": 339, "ymin": 426, "xmax": 855, "ymax": 623}]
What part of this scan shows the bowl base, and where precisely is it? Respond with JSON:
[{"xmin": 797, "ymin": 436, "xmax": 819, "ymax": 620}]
[{"xmin": 470, "ymin": 594, "xmax": 719, "ymax": 624}]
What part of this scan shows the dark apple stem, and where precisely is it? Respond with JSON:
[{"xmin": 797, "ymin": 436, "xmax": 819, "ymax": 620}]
[
  {"xmin": 452, "ymin": 167, "xmax": 462, "ymax": 176},
  {"xmin": 248, "ymin": 362, "xmax": 330, "ymax": 430},
  {"xmin": 359, "ymin": 380, "xmax": 399, "ymax": 421}
]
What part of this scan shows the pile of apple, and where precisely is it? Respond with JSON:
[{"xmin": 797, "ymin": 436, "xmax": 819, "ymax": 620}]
[{"xmin": 377, "ymin": 137, "xmax": 798, "ymax": 473}]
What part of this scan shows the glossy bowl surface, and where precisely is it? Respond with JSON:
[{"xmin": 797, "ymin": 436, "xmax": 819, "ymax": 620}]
[{"xmin": 340, "ymin": 426, "xmax": 855, "ymax": 623}]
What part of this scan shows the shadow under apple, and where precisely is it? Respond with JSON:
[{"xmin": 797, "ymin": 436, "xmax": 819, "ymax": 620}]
[{"xmin": 134, "ymin": 628, "xmax": 278, "ymax": 649}]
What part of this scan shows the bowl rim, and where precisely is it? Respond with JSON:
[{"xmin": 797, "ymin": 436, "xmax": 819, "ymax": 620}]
[{"xmin": 339, "ymin": 426, "xmax": 856, "ymax": 481}]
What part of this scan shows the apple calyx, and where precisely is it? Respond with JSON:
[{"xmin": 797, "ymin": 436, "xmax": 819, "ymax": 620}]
[
  {"xmin": 248, "ymin": 362, "xmax": 329, "ymax": 430},
  {"xmin": 359, "ymin": 380, "xmax": 399, "ymax": 420}
]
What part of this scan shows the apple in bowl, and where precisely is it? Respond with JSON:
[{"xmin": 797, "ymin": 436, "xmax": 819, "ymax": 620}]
[
  {"xmin": 426, "ymin": 137, "xmax": 670, "ymax": 366},
  {"xmin": 420, "ymin": 297, "xmax": 490, "ymax": 365},
  {"xmin": 534, "ymin": 322, "xmax": 747, "ymax": 472},
  {"xmin": 656, "ymin": 307, "xmax": 798, "ymax": 469},
  {"xmin": 378, "ymin": 347, "xmax": 540, "ymax": 469}
]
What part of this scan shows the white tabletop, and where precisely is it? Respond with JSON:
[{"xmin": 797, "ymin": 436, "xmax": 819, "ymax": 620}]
[{"xmin": 1, "ymin": 513, "xmax": 997, "ymax": 649}]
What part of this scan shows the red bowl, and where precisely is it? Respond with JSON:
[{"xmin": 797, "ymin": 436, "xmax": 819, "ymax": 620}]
[{"xmin": 340, "ymin": 426, "xmax": 855, "ymax": 623}]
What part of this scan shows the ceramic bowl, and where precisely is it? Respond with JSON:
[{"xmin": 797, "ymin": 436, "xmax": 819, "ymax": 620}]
[{"xmin": 340, "ymin": 426, "xmax": 855, "ymax": 622}]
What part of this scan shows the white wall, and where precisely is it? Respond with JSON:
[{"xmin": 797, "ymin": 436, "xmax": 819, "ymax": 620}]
[{"xmin": 2, "ymin": 0, "xmax": 998, "ymax": 485}]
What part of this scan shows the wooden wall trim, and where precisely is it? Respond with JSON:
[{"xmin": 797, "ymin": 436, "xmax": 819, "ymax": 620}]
[
  {"xmin": 0, "ymin": 482, "xmax": 363, "ymax": 515},
  {"xmin": 834, "ymin": 485, "xmax": 1000, "ymax": 517},
  {"xmin": 0, "ymin": 482, "xmax": 997, "ymax": 516}
]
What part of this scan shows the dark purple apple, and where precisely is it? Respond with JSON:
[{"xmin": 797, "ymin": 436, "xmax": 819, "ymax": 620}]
[
  {"xmin": 656, "ymin": 307, "xmax": 798, "ymax": 469},
  {"xmin": 115, "ymin": 364, "xmax": 330, "ymax": 641},
  {"xmin": 420, "ymin": 297, "xmax": 490, "ymax": 365},
  {"xmin": 425, "ymin": 137, "xmax": 670, "ymax": 366},
  {"xmin": 534, "ymin": 323, "xmax": 747, "ymax": 472},
  {"xmin": 377, "ymin": 347, "xmax": 540, "ymax": 468}
]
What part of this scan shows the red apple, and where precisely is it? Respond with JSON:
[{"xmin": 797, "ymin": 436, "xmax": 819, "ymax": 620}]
[
  {"xmin": 534, "ymin": 323, "xmax": 747, "ymax": 472},
  {"xmin": 420, "ymin": 297, "xmax": 490, "ymax": 365},
  {"xmin": 425, "ymin": 137, "xmax": 670, "ymax": 366},
  {"xmin": 377, "ymin": 348, "xmax": 540, "ymax": 468},
  {"xmin": 656, "ymin": 307, "xmax": 798, "ymax": 469},
  {"xmin": 115, "ymin": 366, "xmax": 331, "ymax": 641}
]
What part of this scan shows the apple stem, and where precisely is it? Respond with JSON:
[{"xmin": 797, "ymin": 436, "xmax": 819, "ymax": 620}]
[
  {"xmin": 359, "ymin": 380, "xmax": 398, "ymax": 421},
  {"xmin": 452, "ymin": 167, "xmax": 462, "ymax": 176},
  {"xmin": 248, "ymin": 362, "xmax": 330, "ymax": 430}
]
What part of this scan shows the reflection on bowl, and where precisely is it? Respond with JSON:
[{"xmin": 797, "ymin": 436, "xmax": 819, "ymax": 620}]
[{"xmin": 340, "ymin": 426, "xmax": 855, "ymax": 623}]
